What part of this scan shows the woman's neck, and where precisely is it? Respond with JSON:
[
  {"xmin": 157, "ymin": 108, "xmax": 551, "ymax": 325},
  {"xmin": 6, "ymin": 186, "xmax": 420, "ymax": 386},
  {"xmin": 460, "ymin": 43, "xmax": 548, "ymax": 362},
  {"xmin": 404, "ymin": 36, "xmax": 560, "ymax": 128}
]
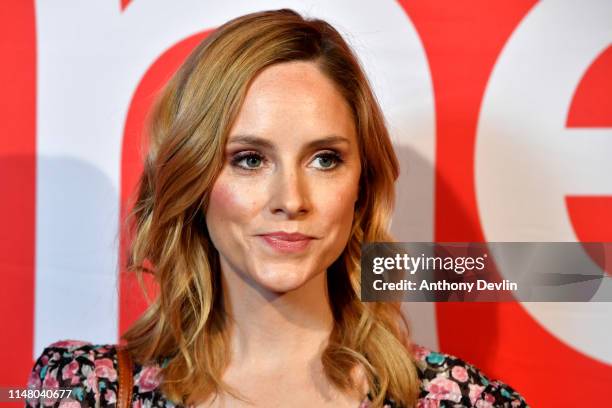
[{"xmin": 220, "ymin": 259, "xmax": 334, "ymax": 371}]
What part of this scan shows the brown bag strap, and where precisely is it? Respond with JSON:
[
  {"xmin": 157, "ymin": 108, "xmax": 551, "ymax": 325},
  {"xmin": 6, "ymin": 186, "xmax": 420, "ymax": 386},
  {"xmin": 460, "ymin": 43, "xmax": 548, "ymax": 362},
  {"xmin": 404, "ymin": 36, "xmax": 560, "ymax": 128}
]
[{"xmin": 116, "ymin": 345, "xmax": 134, "ymax": 408}]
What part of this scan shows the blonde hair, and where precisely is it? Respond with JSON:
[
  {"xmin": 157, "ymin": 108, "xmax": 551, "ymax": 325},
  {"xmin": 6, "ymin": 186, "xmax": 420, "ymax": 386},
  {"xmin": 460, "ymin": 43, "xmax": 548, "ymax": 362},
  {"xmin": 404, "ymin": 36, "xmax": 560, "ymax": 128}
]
[{"xmin": 122, "ymin": 8, "xmax": 420, "ymax": 407}]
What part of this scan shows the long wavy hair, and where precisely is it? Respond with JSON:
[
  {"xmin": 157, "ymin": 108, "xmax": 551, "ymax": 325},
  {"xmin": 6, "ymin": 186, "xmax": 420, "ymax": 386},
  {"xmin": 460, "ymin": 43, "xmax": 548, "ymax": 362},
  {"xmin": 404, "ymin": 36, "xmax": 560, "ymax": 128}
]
[{"xmin": 122, "ymin": 8, "xmax": 420, "ymax": 408}]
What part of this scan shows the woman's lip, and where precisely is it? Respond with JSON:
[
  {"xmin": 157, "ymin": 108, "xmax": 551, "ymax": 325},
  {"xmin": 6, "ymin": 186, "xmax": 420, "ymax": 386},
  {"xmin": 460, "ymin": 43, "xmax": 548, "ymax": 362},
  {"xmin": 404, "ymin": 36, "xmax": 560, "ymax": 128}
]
[
  {"xmin": 258, "ymin": 235, "xmax": 313, "ymax": 253},
  {"xmin": 259, "ymin": 232, "xmax": 315, "ymax": 241}
]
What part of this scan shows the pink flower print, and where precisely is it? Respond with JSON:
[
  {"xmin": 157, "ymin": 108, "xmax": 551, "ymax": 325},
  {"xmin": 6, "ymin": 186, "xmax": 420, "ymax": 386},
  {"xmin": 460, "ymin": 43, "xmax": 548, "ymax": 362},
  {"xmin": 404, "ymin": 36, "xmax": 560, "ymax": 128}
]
[
  {"xmin": 27, "ymin": 369, "xmax": 42, "ymax": 389},
  {"xmin": 94, "ymin": 358, "xmax": 117, "ymax": 381},
  {"xmin": 417, "ymin": 398, "xmax": 440, "ymax": 408},
  {"xmin": 42, "ymin": 368, "xmax": 59, "ymax": 406},
  {"xmin": 412, "ymin": 345, "xmax": 430, "ymax": 361},
  {"xmin": 42, "ymin": 370, "xmax": 59, "ymax": 389},
  {"xmin": 62, "ymin": 360, "xmax": 79, "ymax": 380},
  {"xmin": 425, "ymin": 375, "xmax": 462, "ymax": 403},
  {"xmin": 469, "ymin": 384, "xmax": 485, "ymax": 405},
  {"xmin": 137, "ymin": 365, "xmax": 162, "ymax": 393},
  {"xmin": 358, "ymin": 398, "xmax": 371, "ymax": 408},
  {"xmin": 104, "ymin": 389, "xmax": 117, "ymax": 404},
  {"xmin": 49, "ymin": 340, "xmax": 90, "ymax": 349},
  {"xmin": 451, "ymin": 365, "xmax": 469, "ymax": 383},
  {"xmin": 476, "ymin": 399, "xmax": 494, "ymax": 408},
  {"xmin": 475, "ymin": 393, "xmax": 496, "ymax": 408},
  {"xmin": 58, "ymin": 399, "xmax": 81, "ymax": 408},
  {"xmin": 86, "ymin": 371, "xmax": 99, "ymax": 398}
]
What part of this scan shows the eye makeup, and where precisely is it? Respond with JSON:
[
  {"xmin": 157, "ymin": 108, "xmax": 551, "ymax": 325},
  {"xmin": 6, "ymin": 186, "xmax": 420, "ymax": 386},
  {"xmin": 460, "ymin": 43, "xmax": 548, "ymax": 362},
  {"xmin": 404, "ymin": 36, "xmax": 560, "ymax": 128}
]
[{"xmin": 228, "ymin": 149, "xmax": 345, "ymax": 171}]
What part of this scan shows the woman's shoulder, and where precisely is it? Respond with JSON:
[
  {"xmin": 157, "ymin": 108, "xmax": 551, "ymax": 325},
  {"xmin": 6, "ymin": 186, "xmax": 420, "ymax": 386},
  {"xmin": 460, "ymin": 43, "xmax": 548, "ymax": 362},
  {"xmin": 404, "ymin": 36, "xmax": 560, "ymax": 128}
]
[
  {"xmin": 411, "ymin": 344, "xmax": 529, "ymax": 407},
  {"xmin": 26, "ymin": 339, "xmax": 171, "ymax": 407},
  {"xmin": 28, "ymin": 340, "xmax": 528, "ymax": 407},
  {"xmin": 26, "ymin": 340, "xmax": 121, "ymax": 407}
]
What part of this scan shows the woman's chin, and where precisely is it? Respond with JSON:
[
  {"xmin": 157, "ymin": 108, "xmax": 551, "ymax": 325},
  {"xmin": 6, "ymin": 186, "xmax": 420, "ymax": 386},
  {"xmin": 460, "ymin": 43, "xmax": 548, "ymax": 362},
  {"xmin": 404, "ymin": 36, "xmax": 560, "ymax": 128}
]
[
  {"xmin": 256, "ymin": 277, "xmax": 309, "ymax": 295},
  {"xmin": 250, "ymin": 267, "xmax": 318, "ymax": 295}
]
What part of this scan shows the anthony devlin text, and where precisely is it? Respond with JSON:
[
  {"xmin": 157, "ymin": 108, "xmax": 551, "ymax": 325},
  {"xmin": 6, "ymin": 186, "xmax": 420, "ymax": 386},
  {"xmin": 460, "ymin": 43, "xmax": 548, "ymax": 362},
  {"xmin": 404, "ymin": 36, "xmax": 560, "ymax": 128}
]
[{"xmin": 373, "ymin": 279, "xmax": 518, "ymax": 292}]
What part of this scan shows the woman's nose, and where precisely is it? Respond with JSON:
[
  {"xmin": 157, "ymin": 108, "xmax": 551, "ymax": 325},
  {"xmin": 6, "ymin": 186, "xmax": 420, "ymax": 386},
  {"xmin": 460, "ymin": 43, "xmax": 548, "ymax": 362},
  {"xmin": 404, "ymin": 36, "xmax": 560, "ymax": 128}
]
[{"xmin": 269, "ymin": 167, "xmax": 311, "ymax": 218}]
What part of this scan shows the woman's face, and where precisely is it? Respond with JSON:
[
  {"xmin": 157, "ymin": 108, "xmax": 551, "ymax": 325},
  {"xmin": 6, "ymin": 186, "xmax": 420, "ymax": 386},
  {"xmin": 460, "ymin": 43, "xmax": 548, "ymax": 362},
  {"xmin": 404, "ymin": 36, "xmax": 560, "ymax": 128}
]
[{"xmin": 205, "ymin": 60, "xmax": 361, "ymax": 294}]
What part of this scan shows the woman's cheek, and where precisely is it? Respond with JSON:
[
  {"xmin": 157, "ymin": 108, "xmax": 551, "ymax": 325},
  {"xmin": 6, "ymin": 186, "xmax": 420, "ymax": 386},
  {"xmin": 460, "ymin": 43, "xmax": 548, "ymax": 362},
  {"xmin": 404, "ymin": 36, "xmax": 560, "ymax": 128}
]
[
  {"xmin": 209, "ymin": 181, "xmax": 233, "ymax": 214},
  {"xmin": 209, "ymin": 176, "xmax": 262, "ymax": 219},
  {"xmin": 323, "ymin": 183, "xmax": 358, "ymax": 223}
]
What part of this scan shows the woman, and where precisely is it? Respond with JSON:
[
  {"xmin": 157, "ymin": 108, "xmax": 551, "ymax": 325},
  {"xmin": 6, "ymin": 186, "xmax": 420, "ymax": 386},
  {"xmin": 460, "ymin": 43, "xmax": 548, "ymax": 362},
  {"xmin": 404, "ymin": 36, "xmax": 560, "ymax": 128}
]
[{"xmin": 27, "ymin": 9, "xmax": 528, "ymax": 408}]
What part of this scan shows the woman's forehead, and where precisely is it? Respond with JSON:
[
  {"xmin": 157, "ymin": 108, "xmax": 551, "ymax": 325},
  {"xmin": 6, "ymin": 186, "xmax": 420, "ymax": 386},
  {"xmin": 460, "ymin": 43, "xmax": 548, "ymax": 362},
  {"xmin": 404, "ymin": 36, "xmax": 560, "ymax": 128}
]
[
  {"xmin": 226, "ymin": 133, "xmax": 352, "ymax": 151},
  {"xmin": 228, "ymin": 61, "xmax": 357, "ymax": 146}
]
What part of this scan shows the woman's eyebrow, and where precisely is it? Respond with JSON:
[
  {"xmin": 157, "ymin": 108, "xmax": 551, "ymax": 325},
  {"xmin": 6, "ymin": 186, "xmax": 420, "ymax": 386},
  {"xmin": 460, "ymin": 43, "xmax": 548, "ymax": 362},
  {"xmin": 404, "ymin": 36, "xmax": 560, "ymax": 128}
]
[
  {"xmin": 305, "ymin": 135, "xmax": 351, "ymax": 150},
  {"xmin": 227, "ymin": 135, "xmax": 351, "ymax": 150},
  {"xmin": 227, "ymin": 135, "xmax": 275, "ymax": 150}
]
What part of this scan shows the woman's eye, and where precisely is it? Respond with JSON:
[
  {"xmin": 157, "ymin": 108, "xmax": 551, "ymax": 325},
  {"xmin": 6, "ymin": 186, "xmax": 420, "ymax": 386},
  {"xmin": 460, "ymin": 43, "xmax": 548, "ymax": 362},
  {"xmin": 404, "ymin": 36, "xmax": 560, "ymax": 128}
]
[
  {"xmin": 312, "ymin": 152, "xmax": 343, "ymax": 170},
  {"xmin": 232, "ymin": 152, "xmax": 264, "ymax": 169},
  {"xmin": 231, "ymin": 151, "xmax": 343, "ymax": 171}
]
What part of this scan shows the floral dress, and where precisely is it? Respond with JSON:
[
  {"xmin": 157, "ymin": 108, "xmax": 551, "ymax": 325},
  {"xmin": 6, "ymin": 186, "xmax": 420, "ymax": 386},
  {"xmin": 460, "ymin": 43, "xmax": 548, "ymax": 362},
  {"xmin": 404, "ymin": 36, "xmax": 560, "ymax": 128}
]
[{"xmin": 25, "ymin": 340, "xmax": 528, "ymax": 407}]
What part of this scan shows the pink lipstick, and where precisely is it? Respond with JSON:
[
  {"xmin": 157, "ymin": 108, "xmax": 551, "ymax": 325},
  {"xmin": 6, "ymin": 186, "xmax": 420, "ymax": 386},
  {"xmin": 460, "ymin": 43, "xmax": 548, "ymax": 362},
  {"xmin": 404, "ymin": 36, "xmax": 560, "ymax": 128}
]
[{"xmin": 258, "ymin": 231, "xmax": 314, "ymax": 254}]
